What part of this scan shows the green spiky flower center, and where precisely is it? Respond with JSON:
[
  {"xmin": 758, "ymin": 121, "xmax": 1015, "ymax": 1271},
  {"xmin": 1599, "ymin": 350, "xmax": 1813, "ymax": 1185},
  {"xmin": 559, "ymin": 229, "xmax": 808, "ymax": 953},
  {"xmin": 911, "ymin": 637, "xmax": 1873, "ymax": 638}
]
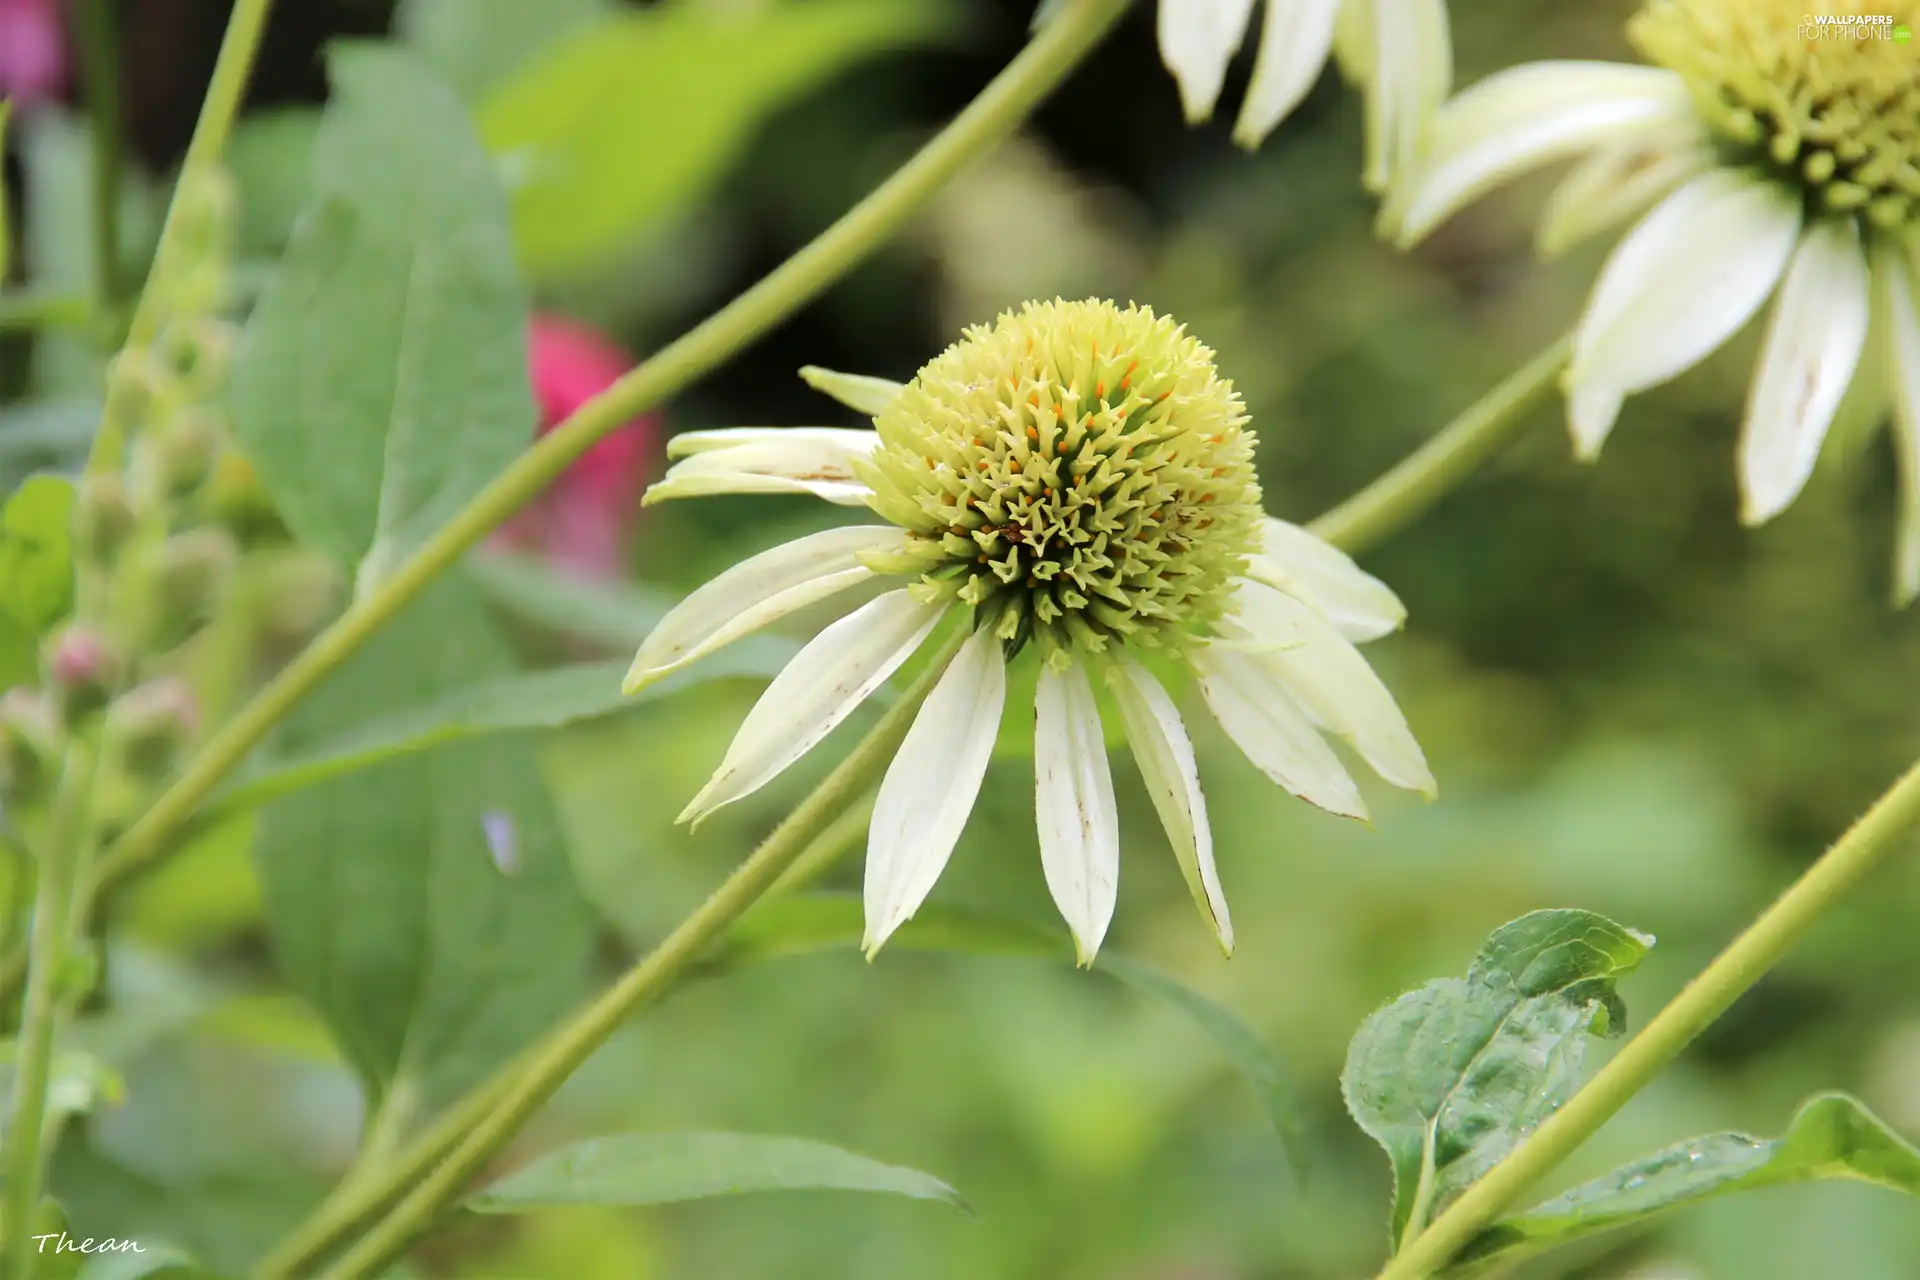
[
  {"xmin": 858, "ymin": 299, "xmax": 1260, "ymax": 663},
  {"xmin": 1631, "ymin": 0, "xmax": 1920, "ymax": 231}
]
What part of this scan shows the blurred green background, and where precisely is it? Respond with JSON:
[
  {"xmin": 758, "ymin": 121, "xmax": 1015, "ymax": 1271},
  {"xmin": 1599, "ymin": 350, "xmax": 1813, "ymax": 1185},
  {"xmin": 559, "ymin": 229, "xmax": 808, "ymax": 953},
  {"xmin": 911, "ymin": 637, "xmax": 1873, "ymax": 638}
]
[{"xmin": 7, "ymin": 0, "xmax": 1920, "ymax": 1276}]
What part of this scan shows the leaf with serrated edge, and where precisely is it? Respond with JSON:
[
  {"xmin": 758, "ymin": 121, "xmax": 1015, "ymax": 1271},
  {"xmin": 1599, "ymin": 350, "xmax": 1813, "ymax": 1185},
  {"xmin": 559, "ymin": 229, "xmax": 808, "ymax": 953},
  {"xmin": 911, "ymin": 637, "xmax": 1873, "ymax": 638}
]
[
  {"xmin": 1342, "ymin": 909, "xmax": 1653, "ymax": 1249},
  {"xmin": 466, "ymin": 1131, "xmax": 967, "ymax": 1213},
  {"xmin": 1444, "ymin": 1092, "xmax": 1920, "ymax": 1277}
]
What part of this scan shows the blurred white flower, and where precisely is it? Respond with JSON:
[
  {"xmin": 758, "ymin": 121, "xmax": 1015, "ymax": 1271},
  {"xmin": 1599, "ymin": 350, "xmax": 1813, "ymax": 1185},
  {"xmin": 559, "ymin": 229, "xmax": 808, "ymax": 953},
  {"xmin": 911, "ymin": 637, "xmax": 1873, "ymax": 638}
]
[
  {"xmin": 1156, "ymin": 0, "xmax": 1453, "ymax": 190},
  {"xmin": 627, "ymin": 299, "xmax": 1431, "ymax": 963},
  {"xmin": 1382, "ymin": 0, "xmax": 1920, "ymax": 599}
]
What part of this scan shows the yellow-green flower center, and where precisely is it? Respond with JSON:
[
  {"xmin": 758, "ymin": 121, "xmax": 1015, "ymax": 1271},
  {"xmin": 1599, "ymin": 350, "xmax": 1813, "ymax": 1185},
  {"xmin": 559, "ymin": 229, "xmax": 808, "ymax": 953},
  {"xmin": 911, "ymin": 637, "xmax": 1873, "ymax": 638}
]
[
  {"xmin": 859, "ymin": 299, "xmax": 1260, "ymax": 663},
  {"xmin": 1631, "ymin": 0, "xmax": 1920, "ymax": 230}
]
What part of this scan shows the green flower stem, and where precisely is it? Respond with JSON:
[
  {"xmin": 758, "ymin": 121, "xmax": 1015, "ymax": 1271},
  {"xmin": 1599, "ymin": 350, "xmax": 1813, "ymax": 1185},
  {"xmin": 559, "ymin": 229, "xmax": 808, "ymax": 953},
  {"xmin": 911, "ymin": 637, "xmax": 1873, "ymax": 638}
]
[
  {"xmin": 1376, "ymin": 755, "xmax": 1920, "ymax": 1280},
  {"xmin": 86, "ymin": 0, "xmax": 275, "ymax": 475},
  {"xmin": 0, "ymin": 293, "xmax": 93, "ymax": 334},
  {"xmin": 79, "ymin": 0, "xmax": 1128, "ymax": 935},
  {"xmin": 304, "ymin": 630, "xmax": 967, "ymax": 1280},
  {"xmin": 1308, "ymin": 334, "xmax": 1573, "ymax": 556},
  {"xmin": 3, "ymin": 745, "xmax": 96, "ymax": 1280},
  {"xmin": 76, "ymin": 0, "xmax": 126, "ymax": 324}
]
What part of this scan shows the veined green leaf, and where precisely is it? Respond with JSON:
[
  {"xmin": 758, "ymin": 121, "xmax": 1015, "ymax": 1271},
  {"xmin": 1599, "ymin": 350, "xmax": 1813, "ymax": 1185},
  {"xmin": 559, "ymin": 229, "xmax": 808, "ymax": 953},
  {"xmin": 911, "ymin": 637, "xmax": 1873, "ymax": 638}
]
[
  {"xmin": 714, "ymin": 893, "xmax": 1303, "ymax": 1162},
  {"xmin": 231, "ymin": 44, "xmax": 534, "ymax": 587},
  {"xmin": 479, "ymin": 0, "xmax": 956, "ymax": 273},
  {"xmin": 0, "ymin": 473, "xmax": 76, "ymax": 632},
  {"xmin": 1342, "ymin": 909, "xmax": 1653, "ymax": 1250},
  {"xmin": 466, "ymin": 1131, "xmax": 967, "ymax": 1214},
  {"xmin": 253, "ymin": 575, "xmax": 594, "ymax": 1120},
  {"xmin": 1446, "ymin": 1092, "xmax": 1920, "ymax": 1276}
]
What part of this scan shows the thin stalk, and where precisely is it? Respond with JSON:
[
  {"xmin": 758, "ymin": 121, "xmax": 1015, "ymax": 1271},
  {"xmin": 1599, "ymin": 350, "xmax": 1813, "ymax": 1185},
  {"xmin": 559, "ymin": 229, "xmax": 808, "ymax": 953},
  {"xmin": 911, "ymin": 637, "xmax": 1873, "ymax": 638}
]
[
  {"xmin": 304, "ymin": 629, "xmax": 967, "ymax": 1280},
  {"xmin": 0, "ymin": 294, "xmax": 93, "ymax": 333},
  {"xmin": 3, "ymin": 746, "xmax": 96, "ymax": 1280},
  {"xmin": 86, "ymin": 0, "xmax": 275, "ymax": 474},
  {"xmin": 1308, "ymin": 335, "xmax": 1572, "ymax": 556},
  {"xmin": 76, "ymin": 0, "xmax": 126, "ymax": 324},
  {"xmin": 1376, "ymin": 754, "xmax": 1920, "ymax": 1280},
  {"xmin": 80, "ymin": 0, "xmax": 1131, "ymax": 964}
]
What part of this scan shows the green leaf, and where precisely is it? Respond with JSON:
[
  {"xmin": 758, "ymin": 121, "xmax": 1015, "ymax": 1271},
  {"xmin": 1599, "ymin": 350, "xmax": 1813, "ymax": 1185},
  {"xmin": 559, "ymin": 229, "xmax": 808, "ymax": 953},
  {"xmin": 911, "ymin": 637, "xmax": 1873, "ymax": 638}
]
[
  {"xmin": 211, "ymin": 643, "xmax": 788, "ymax": 816},
  {"xmin": 252, "ymin": 575, "xmax": 594, "ymax": 1122},
  {"xmin": 222, "ymin": 109, "xmax": 321, "ymax": 255},
  {"xmin": 73, "ymin": 1242, "xmax": 207, "ymax": 1280},
  {"xmin": 398, "ymin": 0, "xmax": 608, "ymax": 103},
  {"xmin": 1342, "ymin": 909, "xmax": 1654, "ymax": 1249},
  {"xmin": 1447, "ymin": 1092, "xmax": 1920, "ymax": 1277},
  {"xmin": 715, "ymin": 894, "xmax": 1304, "ymax": 1161},
  {"xmin": 231, "ymin": 44, "xmax": 534, "ymax": 586},
  {"xmin": 479, "ymin": 0, "xmax": 954, "ymax": 274},
  {"xmin": 0, "ymin": 473, "xmax": 76, "ymax": 633},
  {"xmin": 466, "ymin": 1131, "xmax": 967, "ymax": 1214}
]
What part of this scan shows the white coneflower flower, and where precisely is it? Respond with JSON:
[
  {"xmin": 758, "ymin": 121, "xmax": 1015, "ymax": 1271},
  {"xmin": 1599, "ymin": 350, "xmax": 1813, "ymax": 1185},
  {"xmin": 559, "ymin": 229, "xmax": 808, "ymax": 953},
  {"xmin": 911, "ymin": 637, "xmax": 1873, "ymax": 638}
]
[
  {"xmin": 1381, "ymin": 0, "xmax": 1920, "ymax": 598},
  {"xmin": 626, "ymin": 300, "xmax": 1433, "ymax": 963},
  {"xmin": 1156, "ymin": 0, "xmax": 1453, "ymax": 189}
]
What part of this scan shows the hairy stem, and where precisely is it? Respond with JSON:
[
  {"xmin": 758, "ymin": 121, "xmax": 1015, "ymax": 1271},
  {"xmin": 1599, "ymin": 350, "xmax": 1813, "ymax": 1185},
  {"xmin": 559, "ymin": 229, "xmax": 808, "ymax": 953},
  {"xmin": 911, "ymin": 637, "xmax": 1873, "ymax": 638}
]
[
  {"xmin": 1309, "ymin": 335, "xmax": 1572, "ymax": 556},
  {"xmin": 86, "ymin": 0, "xmax": 275, "ymax": 474},
  {"xmin": 298, "ymin": 629, "xmax": 966, "ymax": 1280},
  {"xmin": 76, "ymin": 0, "xmax": 126, "ymax": 326},
  {"xmin": 1376, "ymin": 755, "xmax": 1920, "ymax": 1280},
  {"xmin": 3, "ymin": 746, "xmax": 96, "ymax": 1280}
]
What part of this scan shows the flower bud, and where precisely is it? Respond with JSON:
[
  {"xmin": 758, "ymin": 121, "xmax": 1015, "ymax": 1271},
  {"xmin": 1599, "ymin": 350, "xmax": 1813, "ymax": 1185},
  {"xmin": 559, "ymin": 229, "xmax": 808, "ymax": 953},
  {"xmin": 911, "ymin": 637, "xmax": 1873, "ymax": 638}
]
[
  {"xmin": 103, "ymin": 346, "xmax": 172, "ymax": 438},
  {"xmin": 0, "ymin": 688, "xmax": 63, "ymax": 799},
  {"xmin": 75, "ymin": 472, "xmax": 138, "ymax": 565},
  {"xmin": 153, "ymin": 409, "xmax": 223, "ymax": 498},
  {"xmin": 153, "ymin": 317, "xmax": 234, "ymax": 405},
  {"xmin": 104, "ymin": 677, "xmax": 199, "ymax": 779},
  {"xmin": 202, "ymin": 452, "xmax": 284, "ymax": 544},
  {"xmin": 145, "ymin": 529, "xmax": 237, "ymax": 650},
  {"xmin": 42, "ymin": 625, "xmax": 121, "ymax": 721}
]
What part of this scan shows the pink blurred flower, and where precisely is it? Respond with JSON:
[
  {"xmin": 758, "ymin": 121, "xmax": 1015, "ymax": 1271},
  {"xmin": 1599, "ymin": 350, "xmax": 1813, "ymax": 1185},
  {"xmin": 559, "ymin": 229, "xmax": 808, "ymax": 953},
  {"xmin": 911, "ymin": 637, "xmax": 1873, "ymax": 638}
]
[
  {"xmin": 0, "ymin": 0, "xmax": 68, "ymax": 106},
  {"xmin": 497, "ymin": 314, "xmax": 656, "ymax": 579}
]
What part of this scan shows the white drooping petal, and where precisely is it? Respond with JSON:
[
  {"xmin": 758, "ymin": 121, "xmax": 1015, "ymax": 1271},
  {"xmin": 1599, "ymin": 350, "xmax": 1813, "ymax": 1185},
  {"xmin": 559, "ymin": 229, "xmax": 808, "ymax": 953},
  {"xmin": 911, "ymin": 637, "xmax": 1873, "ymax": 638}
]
[
  {"xmin": 645, "ymin": 434, "xmax": 879, "ymax": 507},
  {"xmin": 1034, "ymin": 659, "xmax": 1121, "ymax": 965},
  {"xmin": 1535, "ymin": 130, "xmax": 1712, "ymax": 259},
  {"xmin": 665, "ymin": 426, "xmax": 881, "ymax": 459},
  {"xmin": 1330, "ymin": 0, "xmax": 1372, "ymax": 81},
  {"xmin": 863, "ymin": 626, "xmax": 1006, "ymax": 956},
  {"xmin": 1230, "ymin": 580, "xmax": 1435, "ymax": 796},
  {"xmin": 1233, "ymin": 0, "xmax": 1341, "ymax": 149},
  {"xmin": 1566, "ymin": 171, "xmax": 1802, "ymax": 460},
  {"xmin": 1878, "ymin": 241, "xmax": 1920, "ymax": 604},
  {"xmin": 679, "ymin": 589, "xmax": 944, "ymax": 824},
  {"xmin": 1357, "ymin": 0, "xmax": 1452, "ymax": 193},
  {"xmin": 1380, "ymin": 62, "xmax": 1694, "ymax": 247},
  {"xmin": 1157, "ymin": 0, "xmax": 1258, "ymax": 123},
  {"xmin": 1105, "ymin": 658, "xmax": 1234, "ymax": 956},
  {"xmin": 798, "ymin": 365, "xmax": 906, "ymax": 416},
  {"xmin": 1247, "ymin": 517, "xmax": 1406, "ymax": 641},
  {"xmin": 1738, "ymin": 220, "xmax": 1872, "ymax": 526},
  {"xmin": 623, "ymin": 525, "xmax": 907, "ymax": 693},
  {"xmin": 1194, "ymin": 643, "xmax": 1368, "ymax": 819},
  {"xmin": 642, "ymin": 471, "xmax": 874, "ymax": 506}
]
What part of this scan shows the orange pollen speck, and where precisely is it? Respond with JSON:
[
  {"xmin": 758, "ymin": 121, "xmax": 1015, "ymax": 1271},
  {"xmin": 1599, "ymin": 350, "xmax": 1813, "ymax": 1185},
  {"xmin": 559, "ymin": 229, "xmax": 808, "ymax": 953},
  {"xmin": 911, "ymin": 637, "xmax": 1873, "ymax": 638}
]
[
  {"xmin": 1096, "ymin": 381, "xmax": 1106, "ymax": 399},
  {"xmin": 1026, "ymin": 426, "xmax": 1038, "ymax": 439}
]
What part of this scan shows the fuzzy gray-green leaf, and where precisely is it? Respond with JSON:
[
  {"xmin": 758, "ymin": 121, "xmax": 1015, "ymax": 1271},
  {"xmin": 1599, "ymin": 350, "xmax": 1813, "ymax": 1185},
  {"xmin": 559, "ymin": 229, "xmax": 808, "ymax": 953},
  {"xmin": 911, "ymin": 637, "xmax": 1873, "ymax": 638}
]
[
  {"xmin": 1342, "ymin": 909, "xmax": 1653, "ymax": 1248},
  {"xmin": 1446, "ymin": 1092, "xmax": 1920, "ymax": 1276}
]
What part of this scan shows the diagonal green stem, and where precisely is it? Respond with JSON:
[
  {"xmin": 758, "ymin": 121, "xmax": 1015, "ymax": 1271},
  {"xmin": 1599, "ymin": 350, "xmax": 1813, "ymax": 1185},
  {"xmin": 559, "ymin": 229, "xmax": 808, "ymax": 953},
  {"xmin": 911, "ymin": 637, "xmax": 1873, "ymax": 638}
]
[
  {"xmin": 1376, "ymin": 756, "xmax": 1920, "ymax": 1280},
  {"xmin": 301, "ymin": 628, "xmax": 967, "ymax": 1280},
  {"xmin": 1308, "ymin": 334, "xmax": 1572, "ymax": 556},
  {"xmin": 86, "ymin": 0, "xmax": 275, "ymax": 475},
  {"xmin": 76, "ymin": 0, "xmax": 126, "ymax": 326}
]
